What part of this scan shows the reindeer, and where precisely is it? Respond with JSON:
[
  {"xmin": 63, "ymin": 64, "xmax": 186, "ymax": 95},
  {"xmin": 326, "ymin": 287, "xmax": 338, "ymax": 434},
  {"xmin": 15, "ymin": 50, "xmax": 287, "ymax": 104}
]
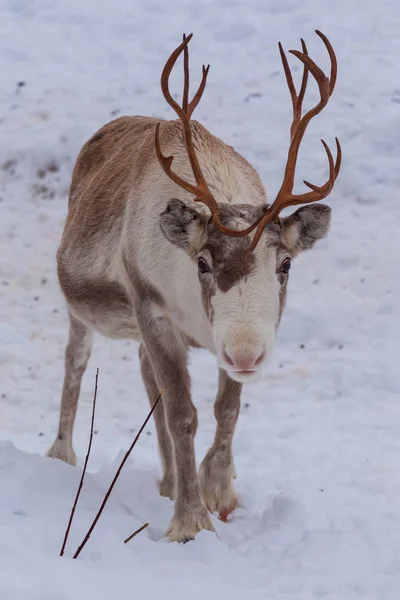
[{"xmin": 47, "ymin": 32, "xmax": 341, "ymax": 542}]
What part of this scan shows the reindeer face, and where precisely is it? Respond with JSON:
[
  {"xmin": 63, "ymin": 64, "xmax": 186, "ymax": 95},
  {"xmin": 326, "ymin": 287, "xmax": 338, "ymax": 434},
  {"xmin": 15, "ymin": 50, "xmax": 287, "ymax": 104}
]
[{"xmin": 160, "ymin": 199, "xmax": 331, "ymax": 383}]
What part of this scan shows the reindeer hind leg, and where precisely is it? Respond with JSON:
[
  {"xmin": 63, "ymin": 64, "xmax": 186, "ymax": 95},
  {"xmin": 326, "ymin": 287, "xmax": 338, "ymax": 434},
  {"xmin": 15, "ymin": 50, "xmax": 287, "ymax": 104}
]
[{"xmin": 47, "ymin": 311, "xmax": 93, "ymax": 465}]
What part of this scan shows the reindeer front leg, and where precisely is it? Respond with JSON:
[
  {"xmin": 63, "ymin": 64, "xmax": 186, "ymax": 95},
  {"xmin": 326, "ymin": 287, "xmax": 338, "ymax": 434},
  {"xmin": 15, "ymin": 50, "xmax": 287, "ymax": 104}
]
[
  {"xmin": 139, "ymin": 343, "xmax": 176, "ymax": 500},
  {"xmin": 136, "ymin": 301, "xmax": 214, "ymax": 542},
  {"xmin": 199, "ymin": 370, "xmax": 241, "ymax": 521}
]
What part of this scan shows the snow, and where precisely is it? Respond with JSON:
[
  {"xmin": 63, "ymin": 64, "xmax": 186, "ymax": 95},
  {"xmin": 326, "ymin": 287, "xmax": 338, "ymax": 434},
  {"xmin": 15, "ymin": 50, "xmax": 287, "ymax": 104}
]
[{"xmin": 1, "ymin": 0, "xmax": 400, "ymax": 597}]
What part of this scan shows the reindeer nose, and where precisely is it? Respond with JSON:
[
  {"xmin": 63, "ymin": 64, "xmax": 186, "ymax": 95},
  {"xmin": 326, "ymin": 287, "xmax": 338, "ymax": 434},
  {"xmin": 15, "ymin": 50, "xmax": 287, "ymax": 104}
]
[{"xmin": 222, "ymin": 344, "xmax": 266, "ymax": 372}]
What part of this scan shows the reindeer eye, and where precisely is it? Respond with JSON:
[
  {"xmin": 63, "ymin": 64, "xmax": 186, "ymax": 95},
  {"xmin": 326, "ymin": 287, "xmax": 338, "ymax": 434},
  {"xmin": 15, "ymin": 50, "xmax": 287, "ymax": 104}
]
[
  {"xmin": 198, "ymin": 257, "xmax": 211, "ymax": 274},
  {"xmin": 280, "ymin": 258, "xmax": 291, "ymax": 274}
]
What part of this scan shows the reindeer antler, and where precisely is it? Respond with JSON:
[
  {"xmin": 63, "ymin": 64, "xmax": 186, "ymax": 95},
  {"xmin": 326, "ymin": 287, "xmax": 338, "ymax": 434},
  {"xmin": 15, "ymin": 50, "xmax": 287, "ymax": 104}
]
[
  {"xmin": 247, "ymin": 30, "xmax": 341, "ymax": 252},
  {"xmin": 155, "ymin": 32, "xmax": 341, "ymax": 252},
  {"xmin": 155, "ymin": 34, "xmax": 261, "ymax": 238}
]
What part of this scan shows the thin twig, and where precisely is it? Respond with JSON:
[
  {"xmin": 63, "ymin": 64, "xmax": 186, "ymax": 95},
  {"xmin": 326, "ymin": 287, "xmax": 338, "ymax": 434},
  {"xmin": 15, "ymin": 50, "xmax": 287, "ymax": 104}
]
[
  {"xmin": 73, "ymin": 390, "xmax": 164, "ymax": 559},
  {"xmin": 124, "ymin": 522, "xmax": 149, "ymax": 544},
  {"xmin": 60, "ymin": 368, "xmax": 99, "ymax": 557}
]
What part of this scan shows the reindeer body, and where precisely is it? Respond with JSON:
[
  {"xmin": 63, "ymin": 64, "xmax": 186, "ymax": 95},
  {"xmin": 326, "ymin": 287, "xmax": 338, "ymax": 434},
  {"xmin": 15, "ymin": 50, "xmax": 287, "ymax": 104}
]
[
  {"xmin": 50, "ymin": 116, "xmax": 273, "ymax": 540},
  {"xmin": 48, "ymin": 33, "xmax": 340, "ymax": 542}
]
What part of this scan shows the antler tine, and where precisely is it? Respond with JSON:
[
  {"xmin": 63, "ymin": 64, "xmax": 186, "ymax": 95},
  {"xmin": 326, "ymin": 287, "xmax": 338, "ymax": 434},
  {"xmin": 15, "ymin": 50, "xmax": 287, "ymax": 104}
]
[
  {"xmin": 181, "ymin": 33, "xmax": 210, "ymax": 118},
  {"xmin": 315, "ymin": 30, "xmax": 337, "ymax": 95},
  {"xmin": 159, "ymin": 33, "xmax": 193, "ymax": 120},
  {"xmin": 279, "ymin": 38, "xmax": 309, "ymax": 140},
  {"xmin": 278, "ymin": 43, "xmax": 297, "ymax": 112},
  {"xmin": 303, "ymin": 137, "xmax": 341, "ymax": 193},
  {"xmin": 296, "ymin": 40, "xmax": 309, "ymax": 125},
  {"xmin": 334, "ymin": 136, "xmax": 342, "ymax": 176},
  {"xmin": 182, "ymin": 34, "xmax": 190, "ymax": 113},
  {"xmin": 246, "ymin": 32, "xmax": 341, "ymax": 253},
  {"xmin": 303, "ymin": 139, "xmax": 334, "ymax": 193},
  {"xmin": 187, "ymin": 64, "xmax": 210, "ymax": 118}
]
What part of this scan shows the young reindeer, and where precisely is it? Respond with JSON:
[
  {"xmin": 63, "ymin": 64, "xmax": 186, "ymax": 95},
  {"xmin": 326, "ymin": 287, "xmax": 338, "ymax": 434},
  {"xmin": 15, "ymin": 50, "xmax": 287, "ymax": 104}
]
[{"xmin": 47, "ymin": 32, "xmax": 341, "ymax": 542}]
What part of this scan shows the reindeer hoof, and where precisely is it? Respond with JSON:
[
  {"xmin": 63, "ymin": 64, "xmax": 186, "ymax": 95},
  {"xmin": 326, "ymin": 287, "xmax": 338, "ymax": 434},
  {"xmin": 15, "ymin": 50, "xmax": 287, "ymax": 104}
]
[
  {"xmin": 166, "ymin": 504, "xmax": 215, "ymax": 543},
  {"xmin": 47, "ymin": 440, "xmax": 77, "ymax": 466},
  {"xmin": 218, "ymin": 499, "xmax": 239, "ymax": 522},
  {"xmin": 204, "ymin": 488, "xmax": 239, "ymax": 522},
  {"xmin": 199, "ymin": 457, "xmax": 239, "ymax": 521}
]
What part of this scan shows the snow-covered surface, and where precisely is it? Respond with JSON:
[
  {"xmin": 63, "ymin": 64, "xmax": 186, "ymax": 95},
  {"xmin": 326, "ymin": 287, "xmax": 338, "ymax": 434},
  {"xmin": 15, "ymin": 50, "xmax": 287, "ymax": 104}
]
[{"xmin": 1, "ymin": 0, "xmax": 400, "ymax": 598}]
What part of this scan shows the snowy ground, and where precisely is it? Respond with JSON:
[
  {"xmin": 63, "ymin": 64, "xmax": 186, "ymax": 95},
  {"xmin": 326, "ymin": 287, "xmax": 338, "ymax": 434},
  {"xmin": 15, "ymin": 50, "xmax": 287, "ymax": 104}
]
[{"xmin": 1, "ymin": 0, "xmax": 400, "ymax": 598}]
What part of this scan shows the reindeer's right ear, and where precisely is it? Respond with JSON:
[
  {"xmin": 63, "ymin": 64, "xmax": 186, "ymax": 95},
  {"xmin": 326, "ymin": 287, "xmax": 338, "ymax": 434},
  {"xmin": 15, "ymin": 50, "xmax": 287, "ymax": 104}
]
[{"xmin": 160, "ymin": 199, "xmax": 209, "ymax": 254}]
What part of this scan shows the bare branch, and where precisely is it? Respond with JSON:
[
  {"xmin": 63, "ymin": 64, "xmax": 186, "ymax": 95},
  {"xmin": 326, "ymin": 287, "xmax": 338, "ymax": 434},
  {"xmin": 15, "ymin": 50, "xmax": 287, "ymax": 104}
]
[
  {"xmin": 124, "ymin": 522, "xmax": 149, "ymax": 544},
  {"xmin": 73, "ymin": 390, "xmax": 164, "ymax": 559},
  {"xmin": 60, "ymin": 368, "xmax": 99, "ymax": 557}
]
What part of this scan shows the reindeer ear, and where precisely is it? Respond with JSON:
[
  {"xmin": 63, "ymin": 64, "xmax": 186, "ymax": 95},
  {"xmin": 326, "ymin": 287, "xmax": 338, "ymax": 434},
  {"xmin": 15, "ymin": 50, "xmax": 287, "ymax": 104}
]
[
  {"xmin": 160, "ymin": 198, "xmax": 208, "ymax": 254},
  {"xmin": 280, "ymin": 204, "xmax": 331, "ymax": 255}
]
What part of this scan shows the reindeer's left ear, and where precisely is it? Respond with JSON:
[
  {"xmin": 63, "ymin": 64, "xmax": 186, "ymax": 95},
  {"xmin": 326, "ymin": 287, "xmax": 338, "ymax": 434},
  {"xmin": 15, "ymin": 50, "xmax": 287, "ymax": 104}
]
[
  {"xmin": 160, "ymin": 198, "xmax": 209, "ymax": 255},
  {"xmin": 280, "ymin": 204, "xmax": 331, "ymax": 255}
]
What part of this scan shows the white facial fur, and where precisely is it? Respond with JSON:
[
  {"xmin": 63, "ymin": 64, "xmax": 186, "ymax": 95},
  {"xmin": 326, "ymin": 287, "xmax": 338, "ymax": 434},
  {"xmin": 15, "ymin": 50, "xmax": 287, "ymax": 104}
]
[{"xmin": 208, "ymin": 246, "xmax": 284, "ymax": 383}]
